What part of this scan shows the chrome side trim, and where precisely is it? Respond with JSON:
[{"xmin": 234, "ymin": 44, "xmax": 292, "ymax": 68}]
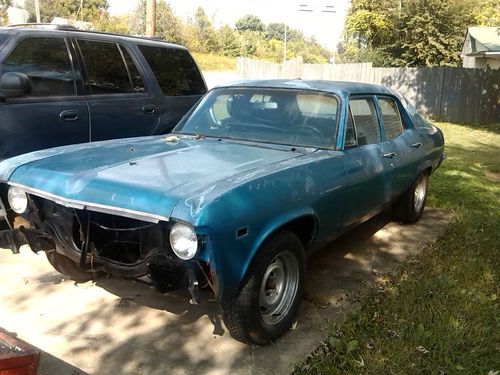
[{"xmin": 8, "ymin": 182, "xmax": 169, "ymax": 224}]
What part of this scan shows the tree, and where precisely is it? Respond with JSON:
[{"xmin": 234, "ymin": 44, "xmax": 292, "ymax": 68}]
[
  {"xmin": 266, "ymin": 23, "xmax": 303, "ymax": 41},
  {"xmin": 189, "ymin": 7, "xmax": 219, "ymax": 53},
  {"xmin": 0, "ymin": 0, "xmax": 12, "ymax": 26},
  {"xmin": 25, "ymin": 0, "xmax": 109, "ymax": 26},
  {"xmin": 235, "ymin": 14, "xmax": 264, "ymax": 33},
  {"xmin": 129, "ymin": 0, "xmax": 184, "ymax": 44},
  {"xmin": 473, "ymin": 0, "xmax": 500, "ymax": 26},
  {"xmin": 396, "ymin": 0, "xmax": 476, "ymax": 66},
  {"xmin": 341, "ymin": 0, "xmax": 477, "ymax": 67},
  {"xmin": 219, "ymin": 25, "xmax": 239, "ymax": 57}
]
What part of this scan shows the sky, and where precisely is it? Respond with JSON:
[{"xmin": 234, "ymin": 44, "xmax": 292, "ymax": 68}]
[{"xmin": 107, "ymin": 0, "xmax": 351, "ymax": 51}]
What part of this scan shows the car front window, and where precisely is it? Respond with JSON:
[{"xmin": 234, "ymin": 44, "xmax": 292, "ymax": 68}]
[{"xmin": 174, "ymin": 87, "xmax": 339, "ymax": 148}]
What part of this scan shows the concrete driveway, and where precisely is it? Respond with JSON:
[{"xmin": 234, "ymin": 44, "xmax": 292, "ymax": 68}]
[{"xmin": 0, "ymin": 208, "xmax": 451, "ymax": 375}]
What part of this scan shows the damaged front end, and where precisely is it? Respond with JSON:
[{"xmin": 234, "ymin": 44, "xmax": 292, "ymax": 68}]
[{"xmin": 0, "ymin": 188, "xmax": 213, "ymax": 304}]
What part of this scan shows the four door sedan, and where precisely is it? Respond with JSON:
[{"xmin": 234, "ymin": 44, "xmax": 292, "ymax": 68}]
[{"xmin": 0, "ymin": 80, "xmax": 444, "ymax": 344}]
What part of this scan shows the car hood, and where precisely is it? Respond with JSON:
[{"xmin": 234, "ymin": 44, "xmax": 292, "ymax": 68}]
[{"xmin": 1, "ymin": 136, "xmax": 302, "ymax": 222}]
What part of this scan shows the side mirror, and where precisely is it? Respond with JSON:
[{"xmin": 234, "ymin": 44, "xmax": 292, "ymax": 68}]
[{"xmin": 0, "ymin": 72, "xmax": 31, "ymax": 99}]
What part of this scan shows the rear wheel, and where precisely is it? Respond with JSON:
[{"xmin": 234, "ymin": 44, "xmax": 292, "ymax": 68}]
[
  {"xmin": 222, "ymin": 231, "xmax": 305, "ymax": 345},
  {"xmin": 393, "ymin": 171, "xmax": 429, "ymax": 223},
  {"xmin": 46, "ymin": 251, "xmax": 97, "ymax": 282}
]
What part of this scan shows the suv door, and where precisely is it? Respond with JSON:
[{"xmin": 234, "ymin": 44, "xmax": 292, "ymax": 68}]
[
  {"xmin": 0, "ymin": 35, "xmax": 90, "ymax": 160},
  {"xmin": 138, "ymin": 45, "xmax": 206, "ymax": 134},
  {"xmin": 74, "ymin": 39, "xmax": 160, "ymax": 141},
  {"xmin": 342, "ymin": 96, "xmax": 394, "ymax": 226}
]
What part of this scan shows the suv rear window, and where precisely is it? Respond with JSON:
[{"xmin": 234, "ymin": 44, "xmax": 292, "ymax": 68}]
[{"xmin": 139, "ymin": 45, "xmax": 205, "ymax": 96}]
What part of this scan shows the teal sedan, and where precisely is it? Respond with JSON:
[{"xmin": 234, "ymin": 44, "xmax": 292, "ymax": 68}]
[{"xmin": 0, "ymin": 80, "xmax": 444, "ymax": 344}]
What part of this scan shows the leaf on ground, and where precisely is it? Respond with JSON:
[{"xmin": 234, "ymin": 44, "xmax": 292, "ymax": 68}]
[
  {"xmin": 347, "ymin": 339, "xmax": 359, "ymax": 353},
  {"xmin": 416, "ymin": 345, "xmax": 430, "ymax": 355}
]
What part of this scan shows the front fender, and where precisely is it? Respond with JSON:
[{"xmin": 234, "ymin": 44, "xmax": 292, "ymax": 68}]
[{"xmin": 208, "ymin": 207, "xmax": 318, "ymax": 302}]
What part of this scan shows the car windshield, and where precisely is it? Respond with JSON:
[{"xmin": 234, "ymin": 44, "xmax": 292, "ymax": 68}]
[{"xmin": 174, "ymin": 87, "xmax": 339, "ymax": 148}]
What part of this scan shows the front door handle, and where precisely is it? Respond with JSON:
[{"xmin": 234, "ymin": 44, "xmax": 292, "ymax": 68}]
[
  {"xmin": 59, "ymin": 110, "xmax": 80, "ymax": 122},
  {"xmin": 142, "ymin": 104, "xmax": 157, "ymax": 115},
  {"xmin": 383, "ymin": 152, "xmax": 397, "ymax": 158},
  {"xmin": 411, "ymin": 142, "xmax": 423, "ymax": 148}
]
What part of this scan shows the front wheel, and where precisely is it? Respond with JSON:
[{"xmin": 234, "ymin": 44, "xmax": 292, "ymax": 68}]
[
  {"xmin": 222, "ymin": 231, "xmax": 305, "ymax": 345},
  {"xmin": 46, "ymin": 251, "xmax": 97, "ymax": 282},
  {"xmin": 393, "ymin": 171, "xmax": 429, "ymax": 223}
]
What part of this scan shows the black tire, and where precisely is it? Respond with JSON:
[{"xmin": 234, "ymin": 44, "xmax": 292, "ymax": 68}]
[
  {"xmin": 46, "ymin": 250, "xmax": 97, "ymax": 282},
  {"xmin": 393, "ymin": 171, "xmax": 429, "ymax": 224},
  {"xmin": 222, "ymin": 231, "xmax": 305, "ymax": 345}
]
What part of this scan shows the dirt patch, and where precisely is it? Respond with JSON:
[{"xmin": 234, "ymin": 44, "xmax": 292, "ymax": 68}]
[{"xmin": 485, "ymin": 170, "xmax": 500, "ymax": 182}]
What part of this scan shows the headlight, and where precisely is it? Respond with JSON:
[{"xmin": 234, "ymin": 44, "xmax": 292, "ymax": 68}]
[
  {"xmin": 169, "ymin": 222, "xmax": 198, "ymax": 260},
  {"xmin": 7, "ymin": 186, "xmax": 28, "ymax": 214}
]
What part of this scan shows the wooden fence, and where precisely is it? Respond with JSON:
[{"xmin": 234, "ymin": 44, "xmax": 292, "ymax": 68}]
[{"xmin": 237, "ymin": 58, "xmax": 500, "ymax": 124}]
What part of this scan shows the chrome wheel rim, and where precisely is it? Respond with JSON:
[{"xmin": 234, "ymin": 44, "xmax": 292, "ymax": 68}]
[
  {"xmin": 414, "ymin": 174, "xmax": 427, "ymax": 212},
  {"xmin": 259, "ymin": 251, "xmax": 300, "ymax": 325}
]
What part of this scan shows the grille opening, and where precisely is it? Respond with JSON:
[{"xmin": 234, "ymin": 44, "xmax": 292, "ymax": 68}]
[{"xmin": 72, "ymin": 210, "xmax": 167, "ymax": 265}]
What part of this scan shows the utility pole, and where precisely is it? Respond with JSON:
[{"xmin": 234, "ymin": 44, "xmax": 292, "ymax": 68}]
[
  {"xmin": 34, "ymin": 0, "xmax": 41, "ymax": 23},
  {"xmin": 146, "ymin": 0, "xmax": 156, "ymax": 37}
]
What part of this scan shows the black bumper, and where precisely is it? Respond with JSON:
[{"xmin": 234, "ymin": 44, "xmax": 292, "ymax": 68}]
[{"xmin": 0, "ymin": 228, "xmax": 27, "ymax": 254}]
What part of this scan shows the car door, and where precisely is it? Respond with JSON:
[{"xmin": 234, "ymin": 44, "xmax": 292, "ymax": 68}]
[
  {"xmin": 376, "ymin": 96, "xmax": 424, "ymax": 198},
  {"xmin": 342, "ymin": 96, "xmax": 393, "ymax": 226},
  {"xmin": 0, "ymin": 34, "xmax": 90, "ymax": 160},
  {"xmin": 74, "ymin": 38, "xmax": 160, "ymax": 141}
]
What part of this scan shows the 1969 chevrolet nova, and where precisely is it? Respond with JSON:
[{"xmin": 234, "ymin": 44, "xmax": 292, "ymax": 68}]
[{"xmin": 0, "ymin": 80, "xmax": 444, "ymax": 344}]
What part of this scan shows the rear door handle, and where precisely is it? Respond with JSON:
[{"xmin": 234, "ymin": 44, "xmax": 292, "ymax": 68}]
[
  {"xmin": 142, "ymin": 104, "xmax": 157, "ymax": 115},
  {"xmin": 411, "ymin": 142, "xmax": 422, "ymax": 148},
  {"xmin": 59, "ymin": 110, "xmax": 80, "ymax": 122},
  {"xmin": 383, "ymin": 152, "xmax": 397, "ymax": 158}
]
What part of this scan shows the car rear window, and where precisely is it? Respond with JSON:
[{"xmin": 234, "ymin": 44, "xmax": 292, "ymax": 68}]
[
  {"xmin": 138, "ymin": 45, "xmax": 206, "ymax": 96},
  {"xmin": 378, "ymin": 98, "xmax": 403, "ymax": 140}
]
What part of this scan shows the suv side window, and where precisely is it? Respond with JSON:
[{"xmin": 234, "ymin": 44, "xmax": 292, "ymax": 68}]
[
  {"xmin": 349, "ymin": 98, "xmax": 381, "ymax": 146},
  {"xmin": 2, "ymin": 37, "xmax": 75, "ymax": 97},
  {"xmin": 138, "ymin": 45, "xmax": 205, "ymax": 96},
  {"xmin": 378, "ymin": 97, "xmax": 403, "ymax": 140},
  {"xmin": 77, "ymin": 40, "xmax": 145, "ymax": 94}
]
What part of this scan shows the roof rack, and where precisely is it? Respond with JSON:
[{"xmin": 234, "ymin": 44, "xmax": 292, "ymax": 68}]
[{"xmin": 8, "ymin": 23, "xmax": 78, "ymax": 31}]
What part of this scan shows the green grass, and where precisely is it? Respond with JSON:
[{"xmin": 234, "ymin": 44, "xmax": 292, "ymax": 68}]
[
  {"xmin": 191, "ymin": 52, "xmax": 236, "ymax": 71},
  {"xmin": 295, "ymin": 122, "xmax": 500, "ymax": 374}
]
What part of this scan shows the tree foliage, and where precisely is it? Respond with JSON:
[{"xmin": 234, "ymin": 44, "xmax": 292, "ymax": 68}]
[
  {"xmin": 0, "ymin": 0, "xmax": 12, "ymax": 26},
  {"xmin": 25, "ymin": 0, "xmax": 109, "ymax": 26},
  {"xmin": 235, "ymin": 14, "xmax": 265, "ymax": 33},
  {"xmin": 341, "ymin": 0, "xmax": 486, "ymax": 67},
  {"xmin": 18, "ymin": 1, "xmax": 331, "ymax": 64}
]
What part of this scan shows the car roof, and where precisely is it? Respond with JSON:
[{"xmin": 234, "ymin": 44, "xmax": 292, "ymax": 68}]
[
  {"xmin": 217, "ymin": 79, "xmax": 396, "ymax": 97},
  {"xmin": 0, "ymin": 25, "xmax": 187, "ymax": 50}
]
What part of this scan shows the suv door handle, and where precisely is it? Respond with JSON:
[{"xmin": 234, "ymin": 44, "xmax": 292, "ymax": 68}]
[
  {"xmin": 142, "ymin": 104, "xmax": 157, "ymax": 115},
  {"xmin": 383, "ymin": 152, "xmax": 397, "ymax": 158},
  {"xmin": 411, "ymin": 142, "xmax": 423, "ymax": 148},
  {"xmin": 59, "ymin": 110, "xmax": 80, "ymax": 122}
]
